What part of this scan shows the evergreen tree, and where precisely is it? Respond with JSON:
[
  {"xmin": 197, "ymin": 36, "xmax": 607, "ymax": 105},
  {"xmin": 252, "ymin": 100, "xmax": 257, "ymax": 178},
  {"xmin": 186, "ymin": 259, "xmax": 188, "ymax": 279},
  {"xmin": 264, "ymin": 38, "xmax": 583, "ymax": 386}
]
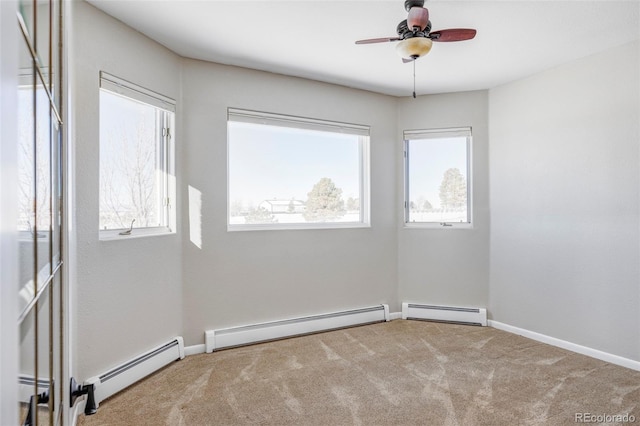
[
  {"xmin": 303, "ymin": 177, "xmax": 345, "ymax": 222},
  {"xmin": 245, "ymin": 206, "xmax": 277, "ymax": 224},
  {"xmin": 439, "ymin": 168, "xmax": 467, "ymax": 210}
]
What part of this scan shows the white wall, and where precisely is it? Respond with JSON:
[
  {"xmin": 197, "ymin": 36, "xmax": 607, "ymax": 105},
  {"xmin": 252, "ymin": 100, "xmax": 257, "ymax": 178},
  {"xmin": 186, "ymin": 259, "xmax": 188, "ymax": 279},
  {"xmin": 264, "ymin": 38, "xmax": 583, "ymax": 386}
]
[
  {"xmin": 180, "ymin": 59, "xmax": 399, "ymax": 345},
  {"xmin": 489, "ymin": 40, "xmax": 640, "ymax": 361},
  {"xmin": 397, "ymin": 91, "xmax": 490, "ymax": 309},
  {"xmin": 71, "ymin": 1, "xmax": 183, "ymax": 378}
]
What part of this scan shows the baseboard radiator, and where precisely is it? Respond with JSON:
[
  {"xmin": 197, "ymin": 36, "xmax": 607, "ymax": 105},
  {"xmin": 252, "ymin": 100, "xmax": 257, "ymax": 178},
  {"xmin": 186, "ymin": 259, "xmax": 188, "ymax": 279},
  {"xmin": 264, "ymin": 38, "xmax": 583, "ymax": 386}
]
[
  {"xmin": 402, "ymin": 303, "xmax": 487, "ymax": 326},
  {"xmin": 205, "ymin": 305, "xmax": 390, "ymax": 352},
  {"xmin": 85, "ymin": 337, "xmax": 184, "ymax": 407},
  {"xmin": 18, "ymin": 375, "xmax": 49, "ymax": 403}
]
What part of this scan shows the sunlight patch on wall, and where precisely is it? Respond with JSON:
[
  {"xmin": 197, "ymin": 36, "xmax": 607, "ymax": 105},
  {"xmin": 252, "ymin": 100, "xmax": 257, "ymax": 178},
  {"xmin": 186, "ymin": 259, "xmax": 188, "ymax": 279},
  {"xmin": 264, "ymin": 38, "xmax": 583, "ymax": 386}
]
[{"xmin": 188, "ymin": 185, "xmax": 202, "ymax": 249}]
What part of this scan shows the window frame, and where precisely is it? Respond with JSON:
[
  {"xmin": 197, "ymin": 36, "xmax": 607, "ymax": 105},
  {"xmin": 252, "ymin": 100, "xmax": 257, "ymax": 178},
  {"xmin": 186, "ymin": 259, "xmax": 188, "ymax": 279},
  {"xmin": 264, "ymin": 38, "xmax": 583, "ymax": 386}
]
[
  {"xmin": 98, "ymin": 72, "xmax": 176, "ymax": 240},
  {"xmin": 227, "ymin": 108, "xmax": 371, "ymax": 232},
  {"xmin": 403, "ymin": 127, "xmax": 473, "ymax": 229}
]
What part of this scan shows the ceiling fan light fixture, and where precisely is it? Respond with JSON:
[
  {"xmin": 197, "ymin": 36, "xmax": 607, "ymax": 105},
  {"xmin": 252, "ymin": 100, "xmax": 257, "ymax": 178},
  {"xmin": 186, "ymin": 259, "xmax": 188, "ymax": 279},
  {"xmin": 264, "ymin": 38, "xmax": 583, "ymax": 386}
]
[{"xmin": 396, "ymin": 37, "xmax": 433, "ymax": 59}]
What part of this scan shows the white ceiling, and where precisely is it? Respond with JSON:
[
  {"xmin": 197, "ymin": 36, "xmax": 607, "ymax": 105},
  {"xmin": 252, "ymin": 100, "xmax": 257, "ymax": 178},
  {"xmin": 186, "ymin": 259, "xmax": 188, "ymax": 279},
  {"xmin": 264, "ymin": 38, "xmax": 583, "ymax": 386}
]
[{"xmin": 86, "ymin": 1, "xmax": 640, "ymax": 97}]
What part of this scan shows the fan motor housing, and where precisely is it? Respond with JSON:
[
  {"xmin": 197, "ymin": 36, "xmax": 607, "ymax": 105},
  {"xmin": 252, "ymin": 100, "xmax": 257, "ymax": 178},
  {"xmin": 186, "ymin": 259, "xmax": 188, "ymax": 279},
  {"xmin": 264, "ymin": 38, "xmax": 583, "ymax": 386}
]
[
  {"xmin": 396, "ymin": 19, "xmax": 409, "ymax": 36},
  {"xmin": 404, "ymin": 0, "xmax": 425, "ymax": 12},
  {"xmin": 397, "ymin": 19, "xmax": 431, "ymax": 39}
]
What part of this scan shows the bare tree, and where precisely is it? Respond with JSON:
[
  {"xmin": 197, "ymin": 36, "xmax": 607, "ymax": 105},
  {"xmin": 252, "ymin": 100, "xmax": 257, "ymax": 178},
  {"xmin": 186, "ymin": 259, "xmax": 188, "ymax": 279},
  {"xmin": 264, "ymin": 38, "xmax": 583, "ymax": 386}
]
[
  {"xmin": 17, "ymin": 100, "xmax": 51, "ymax": 234},
  {"xmin": 346, "ymin": 196, "xmax": 360, "ymax": 211},
  {"xmin": 100, "ymin": 120, "xmax": 158, "ymax": 230},
  {"xmin": 230, "ymin": 199, "xmax": 244, "ymax": 217}
]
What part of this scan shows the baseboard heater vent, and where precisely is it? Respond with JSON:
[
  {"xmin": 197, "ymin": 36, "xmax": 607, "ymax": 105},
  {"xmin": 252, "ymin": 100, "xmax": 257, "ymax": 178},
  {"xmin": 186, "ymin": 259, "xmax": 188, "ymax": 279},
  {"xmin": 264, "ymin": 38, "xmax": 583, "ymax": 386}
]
[
  {"xmin": 402, "ymin": 303, "xmax": 487, "ymax": 326},
  {"xmin": 86, "ymin": 337, "xmax": 184, "ymax": 407},
  {"xmin": 205, "ymin": 305, "xmax": 389, "ymax": 352},
  {"xmin": 18, "ymin": 375, "xmax": 49, "ymax": 403}
]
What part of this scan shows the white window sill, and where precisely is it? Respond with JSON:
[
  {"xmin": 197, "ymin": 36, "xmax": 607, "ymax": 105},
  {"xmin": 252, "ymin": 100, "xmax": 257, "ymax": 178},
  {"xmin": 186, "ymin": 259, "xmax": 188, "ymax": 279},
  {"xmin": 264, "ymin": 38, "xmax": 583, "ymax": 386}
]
[
  {"xmin": 17, "ymin": 230, "xmax": 50, "ymax": 242},
  {"xmin": 228, "ymin": 222, "xmax": 371, "ymax": 232},
  {"xmin": 99, "ymin": 226, "xmax": 175, "ymax": 241},
  {"xmin": 404, "ymin": 222, "xmax": 473, "ymax": 230}
]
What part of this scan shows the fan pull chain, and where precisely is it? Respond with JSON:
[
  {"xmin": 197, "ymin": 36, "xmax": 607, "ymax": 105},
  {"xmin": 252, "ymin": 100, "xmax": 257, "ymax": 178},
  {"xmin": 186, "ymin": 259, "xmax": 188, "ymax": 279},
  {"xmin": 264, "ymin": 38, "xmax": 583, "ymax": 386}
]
[{"xmin": 412, "ymin": 59, "xmax": 416, "ymax": 98}]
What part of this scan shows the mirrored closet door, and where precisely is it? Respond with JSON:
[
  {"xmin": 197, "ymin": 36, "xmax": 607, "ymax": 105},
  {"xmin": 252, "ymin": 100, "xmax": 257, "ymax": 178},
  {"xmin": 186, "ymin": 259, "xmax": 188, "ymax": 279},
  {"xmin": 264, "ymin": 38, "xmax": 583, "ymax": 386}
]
[{"xmin": 17, "ymin": 1, "xmax": 66, "ymax": 425}]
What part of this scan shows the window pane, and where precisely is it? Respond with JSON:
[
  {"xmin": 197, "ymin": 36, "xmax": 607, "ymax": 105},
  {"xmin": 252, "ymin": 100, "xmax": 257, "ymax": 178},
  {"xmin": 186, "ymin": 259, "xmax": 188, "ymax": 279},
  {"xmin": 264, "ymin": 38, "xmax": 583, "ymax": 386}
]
[
  {"xmin": 99, "ymin": 90, "xmax": 162, "ymax": 230},
  {"xmin": 17, "ymin": 85, "xmax": 49, "ymax": 235},
  {"xmin": 17, "ymin": 41, "xmax": 35, "ymax": 311},
  {"xmin": 228, "ymin": 120, "xmax": 366, "ymax": 228},
  {"xmin": 407, "ymin": 135, "xmax": 470, "ymax": 224},
  {"xmin": 35, "ymin": 83, "xmax": 52, "ymax": 280}
]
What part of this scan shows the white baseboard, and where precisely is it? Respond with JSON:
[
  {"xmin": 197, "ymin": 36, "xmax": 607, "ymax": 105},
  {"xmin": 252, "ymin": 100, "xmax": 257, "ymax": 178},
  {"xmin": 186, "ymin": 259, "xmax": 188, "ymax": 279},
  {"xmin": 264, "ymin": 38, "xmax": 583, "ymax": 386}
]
[
  {"xmin": 70, "ymin": 398, "xmax": 84, "ymax": 426},
  {"xmin": 185, "ymin": 313, "xmax": 401, "ymax": 358},
  {"xmin": 489, "ymin": 320, "xmax": 640, "ymax": 372},
  {"xmin": 403, "ymin": 302, "xmax": 487, "ymax": 326},
  {"xmin": 389, "ymin": 312, "xmax": 402, "ymax": 321},
  {"xmin": 206, "ymin": 305, "xmax": 389, "ymax": 352},
  {"xmin": 18, "ymin": 375, "xmax": 48, "ymax": 403},
  {"xmin": 184, "ymin": 344, "xmax": 206, "ymax": 356},
  {"xmin": 86, "ymin": 337, "xmax": 185, "ymax": 408}
]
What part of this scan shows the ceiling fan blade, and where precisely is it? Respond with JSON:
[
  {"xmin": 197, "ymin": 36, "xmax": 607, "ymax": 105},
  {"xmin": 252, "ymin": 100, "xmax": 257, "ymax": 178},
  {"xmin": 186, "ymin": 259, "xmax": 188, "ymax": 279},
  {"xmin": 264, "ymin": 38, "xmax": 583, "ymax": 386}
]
[
  {"xmin": 407, "ymin": 7, "xmax": 429, "ymax": 31},
  {"xmin": 429, "ymin": 28, "xmax": 476, "ymax": 42},
  {"xmin": 355, "ymin": 37, "xmax": 401, "ymax": 45}
]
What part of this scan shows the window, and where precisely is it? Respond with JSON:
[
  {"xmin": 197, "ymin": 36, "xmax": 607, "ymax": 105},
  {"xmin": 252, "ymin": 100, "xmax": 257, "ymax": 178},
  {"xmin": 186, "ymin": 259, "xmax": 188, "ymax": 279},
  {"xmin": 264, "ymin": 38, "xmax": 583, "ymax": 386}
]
[
  {"xmin": 404, "ymin": 127, "xmax": 472, "ymax": 227},
  {"xmin": 227, "ymin": 108, "xmax": 370, "ymax": 230},
  {"xmin": 99, "ymin": 72, "xmax": 175, "ymax": 238},
  {"xmin": 17, "ymin": 80, "xmax": 52, "ymax": 236}
]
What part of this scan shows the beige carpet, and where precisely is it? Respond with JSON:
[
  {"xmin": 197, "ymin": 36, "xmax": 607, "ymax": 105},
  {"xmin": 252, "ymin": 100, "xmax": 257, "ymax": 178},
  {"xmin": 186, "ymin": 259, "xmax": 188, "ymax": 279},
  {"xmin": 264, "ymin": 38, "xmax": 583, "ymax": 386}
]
[{"xmin": 78, "ymin": 320, "xmax": 640, "ymax": 425}]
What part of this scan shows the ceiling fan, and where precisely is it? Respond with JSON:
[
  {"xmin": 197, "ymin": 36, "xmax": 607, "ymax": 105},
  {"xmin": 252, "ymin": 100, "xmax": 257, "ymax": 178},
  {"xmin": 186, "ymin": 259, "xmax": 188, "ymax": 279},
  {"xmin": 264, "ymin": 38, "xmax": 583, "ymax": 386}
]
[{"xmin": 355, "ymin": 0, "xmax": 476, "ymax": 64}]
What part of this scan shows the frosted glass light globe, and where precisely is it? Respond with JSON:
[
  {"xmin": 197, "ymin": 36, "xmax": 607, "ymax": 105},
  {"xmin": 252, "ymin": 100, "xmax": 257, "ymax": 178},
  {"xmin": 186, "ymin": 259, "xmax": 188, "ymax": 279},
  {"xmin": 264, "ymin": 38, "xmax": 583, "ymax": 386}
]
[{"xmin": 396, "ymin": 37, "xmax": 433, "ymax": 59}]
